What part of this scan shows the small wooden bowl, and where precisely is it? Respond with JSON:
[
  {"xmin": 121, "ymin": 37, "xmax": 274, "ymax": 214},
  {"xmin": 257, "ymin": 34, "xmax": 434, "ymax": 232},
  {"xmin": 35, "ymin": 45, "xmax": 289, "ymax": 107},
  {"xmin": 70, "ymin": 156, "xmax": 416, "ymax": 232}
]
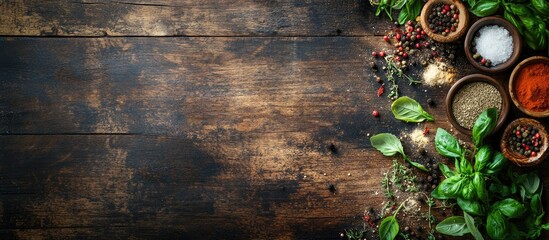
[
  {"xmin": 446, "ymin": 74, "xmax": 510, "ymax": 136},
  {"xmin": 464, "ymin": 16, "xmax": 522, "ymax": 73},
  {"xmin": 501, "ymin": 118, "xmax": 548, "ymax": 166},
  {"xmin": 509, "ymin": 56, "xmax": 549, "ymax": 118},
  {"xmin": 420, "ymin": 0, "xmax": 469, "ymax": 42}
]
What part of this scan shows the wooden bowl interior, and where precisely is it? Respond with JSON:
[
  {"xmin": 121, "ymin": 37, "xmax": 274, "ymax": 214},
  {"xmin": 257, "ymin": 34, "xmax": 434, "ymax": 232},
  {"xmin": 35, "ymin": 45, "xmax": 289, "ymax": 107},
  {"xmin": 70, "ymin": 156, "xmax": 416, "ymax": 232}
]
[
  {"xmin": 420, "ymin": 0, "xmax": 469, "ymax": 43},
  {"xmin": 501, "ymin": 118, "xmax": 549, "ymax": 166},
  {"xmin": 509, "ymin": 56, "xmax": 549, "ymax": 118},
  {"xmin": 464, "ymin": 16, "xmax": 522, "ymax": 73},
  {"xmin": 446, "ymin": 74, "xmax": 510, "ymax": 136}
]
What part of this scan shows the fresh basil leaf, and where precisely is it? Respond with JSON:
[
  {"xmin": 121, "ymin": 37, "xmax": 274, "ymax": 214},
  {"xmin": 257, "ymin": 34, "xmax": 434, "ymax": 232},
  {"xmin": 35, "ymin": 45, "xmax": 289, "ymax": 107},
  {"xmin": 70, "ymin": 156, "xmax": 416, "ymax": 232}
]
[
  {"xmin": 484, "ymin": 151, "xmax": 507, "ymax": 175},
  {"xmin": 521, "ymin": 15, "xmax": 536, "ymax": 30},
  {"xmin": 461, "ymin": 178, "xmax": 475, "ymax": 200},
  {"xmin": 530, "ymin": 193, "xmax": 542, "ymax": 214},
  {"xmin": 504, "ymin": 11, "xmax": 524, "ymax": 35},
  {"xmin": 468, "ymin": 0, "xmax": 478, "ymax": 8},
  {"xmin": 474, "ymin": 146, "xmax": 491, "ymax": 173},
  {"xmin": 472, "ymin": 108, "xmax": 498, "ymax": 148},
  {"xmin": 409, "ymin": 0, "xmax": 422, "ymax": 20},
  {"xmin": 391, "ymin": 96, "xmax": 434, "ymax": 123},
  {"xmin": 398, "ymin": 8, "xmax": 409, "ymax": 25},
  {"xmin": 407, "ymin": 160, "xmax": 429, "ymax": 172},
  {"xmin": 487, "ymin": 211, "xmax": 508, "ymax": 240},
  {"xmin": 436, "ymin": 216, "xmax": 470, "ymax": 236},
  {"xmin": 458, "ymin": 197, "xmax": 486, "ymax": 216},
  {"xmin": 370, "ymin": 133, "xmax": 404, "ymax": 157},
  {"xmin": 470, "ymin": 0, "xmax": 500, "ymax": 17},
  {"xmin": 392, "ymin": 0, "xmax": 408, "ymax": 9},
  {"xmin": 532, "ymin": 0, "xmax": 549, "ymax": 15},
  {"xmin": 379, "ymin": 216, "xmax": 399, "ymax": 240},
  {"xmin": 435, "ymin": 128, "xmax": 463, "ymax": 158},
  {"xmin": 508, "ymin": 3, "xmax": 530, "ymax": 16},
  {"xmin": 542, "ymin": 223, "xmax": 549, "ymax": 230},
  {"xmin": 473, "ymin": 172, "xmax": 488, "ymax": 202},
  {"xmin": 497, "ymin": 198, "xmax": 526, "ymax": 218},
  {"xmin": 460, "ymin": 156, "xmax": 473, "ymax": 174},
  {"xmin": 522, "ymin": 172, "xmax": 541, "ymax": 195},
  {"xmin": 439, "ymin": 163, "xmax": 456, "ymax": 178},
  {"xmin": 434, "ymin": 175, "xmax": 464, "ymax": 199},
  {"xmin": 464, "ymin": 212, "xmax": 485, "ymax": 240}
]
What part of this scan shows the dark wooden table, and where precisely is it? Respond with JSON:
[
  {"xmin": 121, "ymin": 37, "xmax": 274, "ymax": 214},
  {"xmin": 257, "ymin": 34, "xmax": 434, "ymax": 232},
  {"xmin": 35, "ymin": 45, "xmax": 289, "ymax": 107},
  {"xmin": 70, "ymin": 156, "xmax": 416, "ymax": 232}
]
[{"xmin": 0, "ymin": 1, "xmax": 547, "ymax": 239}]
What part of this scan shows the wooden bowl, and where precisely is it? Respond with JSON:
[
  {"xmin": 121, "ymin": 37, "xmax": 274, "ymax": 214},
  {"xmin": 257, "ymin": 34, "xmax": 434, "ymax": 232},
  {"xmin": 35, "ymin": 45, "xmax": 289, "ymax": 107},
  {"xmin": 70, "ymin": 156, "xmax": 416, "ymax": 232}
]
[
  {"xmin": 501, "ymin": 118, "xmax": 548, "ymax": 166},
  {"xmin": 509, "ymin": 56, "xmax": 549, "ymax": 118},
  {"xmin": 464, "ymin": 16, "xmax": 522, "ymax": 73},
  {"xmin": 420, "ymin": 0, "xmax": 469, "ymax": 42},
  {"xmin": 446, "ymin": 74, "xmax": 510, "ymax": 136}
]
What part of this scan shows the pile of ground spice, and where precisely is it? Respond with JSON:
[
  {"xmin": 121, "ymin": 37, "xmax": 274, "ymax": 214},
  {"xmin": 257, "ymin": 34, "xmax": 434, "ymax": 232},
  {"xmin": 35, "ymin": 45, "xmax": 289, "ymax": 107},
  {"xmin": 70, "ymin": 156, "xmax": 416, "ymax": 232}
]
[
  {"xmin": 452, "ymin": 82, "xmax": 502, "ymax": 129},
  {"xmin": 422, "ymin": 62, "xmax": 456, "ymax": 86},
  {"xmin": 514, "ymin": 62, "xmax": 549, "ymax": 112},
  {"xmin": 404, "ymin": 128, "xmax": 429, "ymax": 148}
]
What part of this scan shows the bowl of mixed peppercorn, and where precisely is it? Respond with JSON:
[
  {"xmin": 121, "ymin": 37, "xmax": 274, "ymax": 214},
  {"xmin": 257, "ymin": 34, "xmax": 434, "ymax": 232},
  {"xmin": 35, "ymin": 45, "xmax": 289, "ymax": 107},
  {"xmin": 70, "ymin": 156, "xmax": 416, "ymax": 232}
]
[
  {"xmin": 420, "ymin": 0, "xmax": 469, "ymax": 42},
  {"xmin": 501, "ymin": 118, "xmax": 548, "ymax": 166}
]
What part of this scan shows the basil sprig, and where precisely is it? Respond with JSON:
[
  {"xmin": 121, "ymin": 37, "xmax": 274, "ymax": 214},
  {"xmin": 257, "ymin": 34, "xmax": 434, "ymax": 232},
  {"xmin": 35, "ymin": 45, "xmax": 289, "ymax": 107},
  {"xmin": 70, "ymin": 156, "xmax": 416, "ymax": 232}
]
[
  {"xmin": 432, "ymin": 108, "xmax": 549, "ymax": 239},
  {"xmin": 391, "ymin": 96, "xmax": 434, "ymax": 123},
  {"xmin": 370, "ymin": 133, "xmax": 429, "ymax": 171}
]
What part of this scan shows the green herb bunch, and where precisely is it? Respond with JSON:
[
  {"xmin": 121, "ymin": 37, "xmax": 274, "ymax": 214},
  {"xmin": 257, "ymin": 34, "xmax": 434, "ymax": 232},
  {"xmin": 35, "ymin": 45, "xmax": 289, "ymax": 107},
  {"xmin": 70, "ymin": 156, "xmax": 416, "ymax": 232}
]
[
  {"xmin": 432, "ymin": 108, "xmax": 549, "ymax": 239},
  {"xmin": 466, "ymin": 0, "xmax": 548, "ymax": 51},
  {"xmin": 370, "ymin": 0, "xmax": 423, "ymax": 25}
]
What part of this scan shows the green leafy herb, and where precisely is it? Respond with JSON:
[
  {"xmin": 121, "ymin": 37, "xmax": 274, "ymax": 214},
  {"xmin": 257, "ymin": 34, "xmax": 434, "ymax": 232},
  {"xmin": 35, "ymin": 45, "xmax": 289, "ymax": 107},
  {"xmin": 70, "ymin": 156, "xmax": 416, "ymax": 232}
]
[
  {"xmin": 432, "ymin": 108, "xmax": 549, "ymax": 239},
  {"xmin": 379, "ymin": 216, "xmax": 399, "ymax": 240},
  {"xmin": 472, "ymin": 108, "xmax": 497, "ymax": 148},
  {"xmin": 464, "ymin": 212, "xmax": 485, "ymax": 240},
  {"xmin": 469, "ymin": 0, "xmax": 500, "ymax": 16},
  {"xmin": 384, "ymin": 56, "xmax": 421, "ymax": 100},
  {"xmin": 436, "ymin": 216, "xmax": 470, "ymax": 236},
  {"xmin": 434, "ymin": 128, "xmax": 463, "ymax": 158},
  {"xmin": 370, "ymin": 133, "xmax": 428, "ymax": 171},
  {"xmin": 391, "ymin": 96, "xmax": 434, "ymax": 122},
  {"xmin": 370, "ymin": 0, "xmax": 423, "ymax": 24}
]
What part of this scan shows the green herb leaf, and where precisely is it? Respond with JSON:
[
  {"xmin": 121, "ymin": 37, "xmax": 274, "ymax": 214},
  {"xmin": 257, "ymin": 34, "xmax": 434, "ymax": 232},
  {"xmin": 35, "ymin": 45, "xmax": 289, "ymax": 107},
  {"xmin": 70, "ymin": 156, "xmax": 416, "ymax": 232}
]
[
  {"xmin": 532, "ymin": 0, "xmax": 549, "ymax": 15},
  {"xmin": 408, "ymin": 160, "xmax": 429, "ymax": 172},
  {"xmin": 520, "ymin": 172, "xmax": 541, "ymax": 195},
  {"xmin": 392, "ymin": 0, "xmax": 408, "ymax": 9},
  {"xmin": 379, "ymin": 216, "xmax": 399, "ymax": 240},
  {"xmin": 474, "ymin": 146, "xmax": 491, "ymax": 173},
  {"xmin": 458, "ymin": 197, "xmax": 486, "ymax": 216},
  {"xmin": 434, "ymin": 175, "xmax": 464, "ymax": 199},
  {"xmin": 391, "ymin": 96, "xmax": 435, "ymax": 122},
  {"xmin": 530, "ymin": 193, "xmax": 542, "ymax": 214},
  {"xmin": 439, "ymin": 163, "xmax": 456, "ymax": 178},
  {"xmin": 370, "ymin": 133, "xmax": 404, "ymax": 157},
  {"xmin": 472, "ymin": 108, "xmax": 498, "ymax": 148},
  {"xmin": 397, "ymin": 8, "xmax": 409, "ymax": 25},
  {"xmin": 459, "ymin": 156, "xmax": 473, "ymax": 174},
  {"xmin": 504, "ymin": 11, "xmax": 524, "ymax": 35},
  {"xmin": 484, "ymin": 151, "xmax": 507, "ymax": 175},
  {"xmin": 497, "ymin": 198, "xmax": 526, "ymax": 218},
  {"xmin": 461, "ymin": 178, "xmax": 475, "ymax": 200},
  {"xmin": 436, "ymin": 216, "xmax": 470, "ymax": 236},
  {"xmin": 473, "ymin": 172, "xmax": 488, "ymax": 202},
  {"xmin": 435, "ymin": 128, "xmax": 463, "ymax": 158},
  {"xmin": 464, "ymin": 212, "xmax": 485, "ymax": 240},
  {"xmin": 469, "ymin": 0, "xmax": 500, "ymax": 17},
  {"xmin": 542, "ymin": 223, "xmax": 549, "ymax": 230},
  {"xmin": 508, "ymin": 3, "xmax": 530, "ymax": 16},
  {"xmin": 487, "ymin": 211, "xmax": 508, "ymax": 239}
]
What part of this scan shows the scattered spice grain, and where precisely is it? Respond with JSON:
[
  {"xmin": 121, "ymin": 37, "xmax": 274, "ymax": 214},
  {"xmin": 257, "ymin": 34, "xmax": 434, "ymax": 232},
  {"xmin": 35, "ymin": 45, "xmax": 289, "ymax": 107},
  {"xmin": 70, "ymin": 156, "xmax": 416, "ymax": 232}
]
[{"xmin": 452, "ymin": 82, "xmax": 502, "ymax": 129}]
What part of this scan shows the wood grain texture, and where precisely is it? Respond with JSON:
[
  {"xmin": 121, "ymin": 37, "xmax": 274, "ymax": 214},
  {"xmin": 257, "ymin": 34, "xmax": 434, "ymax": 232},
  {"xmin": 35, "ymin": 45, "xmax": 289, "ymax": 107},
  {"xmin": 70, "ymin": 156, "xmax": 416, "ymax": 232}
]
[{"xmin": 0, "ymin": 0, "xmax": 390, "ymax": 37}]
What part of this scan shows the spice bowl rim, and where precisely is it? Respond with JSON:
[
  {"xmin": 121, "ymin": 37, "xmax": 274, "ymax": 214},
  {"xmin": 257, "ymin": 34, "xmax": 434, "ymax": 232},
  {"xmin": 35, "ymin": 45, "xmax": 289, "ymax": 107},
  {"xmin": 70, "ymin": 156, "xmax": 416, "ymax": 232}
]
[
  {"xmin": 445, "ymin": 74, "xmax": 510, "ymax": 136},
  {"xmin": 419, "ymin": 0, "xmax": 469, "ymax": 43},
  {"xmin": 500, "ymin": 118, "xmax": 548, "ymax": 167},
  {"xmin": 464, "ymin": 16, "xmax": 522, "ymax": 73},
  {"xmin": 509, "ymin": 56, "xmax": 549, "ymax": 118}
]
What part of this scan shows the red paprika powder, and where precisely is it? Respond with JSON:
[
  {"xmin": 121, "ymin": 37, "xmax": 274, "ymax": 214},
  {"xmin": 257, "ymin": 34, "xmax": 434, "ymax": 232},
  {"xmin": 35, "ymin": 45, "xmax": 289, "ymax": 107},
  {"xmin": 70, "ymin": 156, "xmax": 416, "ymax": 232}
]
[{"xmin": 514, "ymin": 62, "xmax": 549, "ymax": 112}]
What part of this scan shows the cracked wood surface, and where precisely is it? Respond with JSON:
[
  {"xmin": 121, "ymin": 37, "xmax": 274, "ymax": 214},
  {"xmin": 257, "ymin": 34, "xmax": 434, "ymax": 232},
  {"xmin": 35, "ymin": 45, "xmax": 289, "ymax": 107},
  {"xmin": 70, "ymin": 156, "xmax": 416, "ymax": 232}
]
[{"xmin": 1, "ymin": 1, "xmax": 548, "ymax": 240}]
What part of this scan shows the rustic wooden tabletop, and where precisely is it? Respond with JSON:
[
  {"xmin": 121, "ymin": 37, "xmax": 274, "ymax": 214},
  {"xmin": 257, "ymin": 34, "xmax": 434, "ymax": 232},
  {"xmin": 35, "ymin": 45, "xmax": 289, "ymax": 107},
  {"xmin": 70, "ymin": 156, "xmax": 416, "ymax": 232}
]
[{"xmin": 0, "ymin": 1, "xmax": 547, "ymax": 239}]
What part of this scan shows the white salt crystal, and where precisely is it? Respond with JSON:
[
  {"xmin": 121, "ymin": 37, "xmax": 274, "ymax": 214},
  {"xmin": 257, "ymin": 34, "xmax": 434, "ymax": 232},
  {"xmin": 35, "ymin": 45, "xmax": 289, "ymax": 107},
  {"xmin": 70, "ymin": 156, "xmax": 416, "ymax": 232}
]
[{"xmin": 474, "ymin": 25, "xmax": 513, "ymax": 66}]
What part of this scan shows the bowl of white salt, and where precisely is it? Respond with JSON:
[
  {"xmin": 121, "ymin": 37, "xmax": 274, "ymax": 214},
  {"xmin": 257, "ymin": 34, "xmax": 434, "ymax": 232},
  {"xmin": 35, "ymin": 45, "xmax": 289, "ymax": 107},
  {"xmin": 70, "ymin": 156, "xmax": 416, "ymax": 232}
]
[{"xmin": 464, "ymin": 16, "xmax": 522, "ymax": 73}]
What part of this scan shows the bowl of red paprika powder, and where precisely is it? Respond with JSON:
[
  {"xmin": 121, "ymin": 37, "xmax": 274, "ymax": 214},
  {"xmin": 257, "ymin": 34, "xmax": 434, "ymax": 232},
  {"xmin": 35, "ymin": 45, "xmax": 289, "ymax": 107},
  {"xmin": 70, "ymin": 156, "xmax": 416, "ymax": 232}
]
[{"xmin": 509, "ymin": 56, "xmax": 549, "ymax": 118}]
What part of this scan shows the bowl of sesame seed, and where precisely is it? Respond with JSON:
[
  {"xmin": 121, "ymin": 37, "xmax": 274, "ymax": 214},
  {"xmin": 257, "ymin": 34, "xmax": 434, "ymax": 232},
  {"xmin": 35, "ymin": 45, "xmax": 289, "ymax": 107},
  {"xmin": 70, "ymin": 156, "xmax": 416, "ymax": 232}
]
[{"xmin": 446, "ymin": 74, "xmax": 510, "ymax": 136}]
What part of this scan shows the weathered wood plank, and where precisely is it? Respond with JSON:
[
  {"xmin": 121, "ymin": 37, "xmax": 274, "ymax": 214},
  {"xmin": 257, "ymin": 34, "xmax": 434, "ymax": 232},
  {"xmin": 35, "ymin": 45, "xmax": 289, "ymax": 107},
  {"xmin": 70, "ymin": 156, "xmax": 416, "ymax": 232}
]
[
  {"xmin": 0, "ymin": 37, "xmax": 459, "ymax": 136},
  {"xmin": 0, "ymin": 135, "xmax": 388, "ymax": 239},
  {"xmin": 0, "ymin": 0, "xmax": 390, "ymax": 37}
]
